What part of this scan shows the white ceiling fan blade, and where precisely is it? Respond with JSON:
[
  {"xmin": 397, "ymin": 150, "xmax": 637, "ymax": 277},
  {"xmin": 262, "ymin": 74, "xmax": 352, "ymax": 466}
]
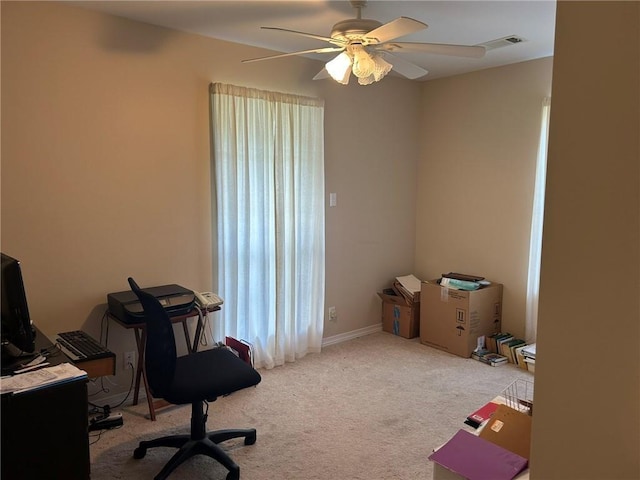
[
  {"xmin": 380, "ymin": 42, "xmax": 486, "ymax": 58},
  {"xmin": 382, "ymin": 52, "xmax": 428, "ymax": 80},
  {"xmin": 261, "ymin": 27, "xmax": 347, "ymax": 47},
  {"xmin": 363, "ymin": 17, "xmax": 427, "ymax": 44},
  {"xmin": 242, "ymin": 46, "xmax": 345, "ymax": 64}
]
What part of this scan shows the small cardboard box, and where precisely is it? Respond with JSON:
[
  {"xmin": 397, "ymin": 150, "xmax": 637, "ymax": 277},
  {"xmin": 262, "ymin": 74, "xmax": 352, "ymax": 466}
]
[
  {"xmin": 378, "ymin": 292, "xmax": 420, "ymax": 339},
  {"xmin": 420, "ymin": 280, "xmax": 502, "ymax": 357},
  {"xmin": 479, "ymin": 404, "xmax": 532, "ymax": 460}
]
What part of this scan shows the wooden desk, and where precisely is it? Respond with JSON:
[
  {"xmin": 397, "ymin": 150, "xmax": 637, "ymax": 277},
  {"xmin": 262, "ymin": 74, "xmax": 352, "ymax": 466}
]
[
  {"xmin": 49, "ymin": 330, "xmax": 116, "ymax": 379},
  {"xmin": 1, "ymin": 326, "xmax": 90, "ymax": 479},
  {"xmin": 109, "ymin": 305, "xmax": 220, "ymax": 420},
  {"xmin": 74, "ymin": 353, "xmax": 116, "ymax": 379}
]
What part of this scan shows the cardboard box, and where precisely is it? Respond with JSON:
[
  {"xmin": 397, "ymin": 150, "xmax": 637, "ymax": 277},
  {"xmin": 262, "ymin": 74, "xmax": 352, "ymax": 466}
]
[
  {"xmin": 479, "ymin": 404, "xmax": 532, "ymax": 460},
  {"xmin": 378, "ymin": 292, "xmax": 420, "ymax": 339},
  {"xmin": 420, "ymin": 280, "xmax": 502, "ymax": 357}
]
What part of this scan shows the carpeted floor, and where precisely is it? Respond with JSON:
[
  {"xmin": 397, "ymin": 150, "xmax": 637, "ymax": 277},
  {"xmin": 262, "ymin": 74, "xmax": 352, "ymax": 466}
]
[{"xmin": 89, "ymin": 331, "xmax": 533, "ymax": 479}]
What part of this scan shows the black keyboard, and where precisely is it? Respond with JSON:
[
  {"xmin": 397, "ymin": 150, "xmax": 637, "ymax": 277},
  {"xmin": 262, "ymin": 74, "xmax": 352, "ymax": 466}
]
[{"xmin": 54, "ymin": 330, "xmax": 113, "ymax": 362}]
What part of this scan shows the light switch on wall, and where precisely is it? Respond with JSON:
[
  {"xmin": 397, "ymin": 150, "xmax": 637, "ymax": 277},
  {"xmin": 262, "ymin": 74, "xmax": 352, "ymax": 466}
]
[{"xmin": 329, "ymin": 192, "xmax": 337, "ymax": 207}]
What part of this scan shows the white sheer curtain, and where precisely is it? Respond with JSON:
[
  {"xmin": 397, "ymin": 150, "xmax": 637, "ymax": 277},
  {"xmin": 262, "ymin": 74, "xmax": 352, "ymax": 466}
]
[
  {"xmin": 209, "ymin": 83, "xmax": 325, "ymax": 369},
  {"xmin": 525, "ymin": 97, "xmax": 551, "ymax": 342}
]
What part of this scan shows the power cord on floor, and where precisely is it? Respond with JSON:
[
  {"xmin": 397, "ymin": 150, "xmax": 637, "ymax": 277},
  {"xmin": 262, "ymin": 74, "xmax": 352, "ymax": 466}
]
[{"xmin": 87, "ymin": 361, "xmax": 135, "ymax": 439}]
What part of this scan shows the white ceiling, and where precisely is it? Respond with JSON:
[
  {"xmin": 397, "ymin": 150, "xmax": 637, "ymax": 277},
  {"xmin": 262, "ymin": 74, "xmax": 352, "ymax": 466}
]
[{"xmin": 71, "ymin": 0, "xmax": 557, "ymax": 81}]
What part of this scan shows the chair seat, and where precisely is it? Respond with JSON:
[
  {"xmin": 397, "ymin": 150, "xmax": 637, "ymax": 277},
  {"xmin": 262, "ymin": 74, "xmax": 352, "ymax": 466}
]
[{"xmin": 159, "ymin": 347, "xmax": 261, "ymax": 405}]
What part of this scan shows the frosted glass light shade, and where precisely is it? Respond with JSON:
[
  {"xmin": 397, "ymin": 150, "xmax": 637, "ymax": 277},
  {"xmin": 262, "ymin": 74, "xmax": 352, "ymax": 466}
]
[
  {"xmin": 326, "ymin": 48, "xmax": 393, "ymax": 86},
  {"xmin": 372, "ymin": 55, "xmax": 393, "ymax": 81},
  {"xmin": 326, "ymin": 52, "xmax": 352, "ymax": 85},
  {"xmin": 350, "ymin": 45, "xmax": 375, "ymax": 78},
  {"xmin": 357, "ymin": 54, "xmax": 393, "ymax": 85}
]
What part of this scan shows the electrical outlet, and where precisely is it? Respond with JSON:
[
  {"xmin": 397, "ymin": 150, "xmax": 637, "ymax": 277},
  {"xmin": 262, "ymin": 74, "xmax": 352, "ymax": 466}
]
[
  {"xmin": 328, "ymin": 306, "xmax": 337, "ymax": 322},
  {"xmin": 123, "ymin": 351, "xmax": 135, "ymax": 370}
]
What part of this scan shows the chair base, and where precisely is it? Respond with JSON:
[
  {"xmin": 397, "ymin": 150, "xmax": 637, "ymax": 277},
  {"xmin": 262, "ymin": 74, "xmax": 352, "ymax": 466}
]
[{"xmin": 133, "ymin": 428, "xmax": 257, "ymax": 480}]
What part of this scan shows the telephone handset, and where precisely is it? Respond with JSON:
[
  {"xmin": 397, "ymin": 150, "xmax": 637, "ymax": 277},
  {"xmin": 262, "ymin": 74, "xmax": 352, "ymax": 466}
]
[{"xmin": 194, "ymin": 291, "xmax": 223, "ymax": 308}]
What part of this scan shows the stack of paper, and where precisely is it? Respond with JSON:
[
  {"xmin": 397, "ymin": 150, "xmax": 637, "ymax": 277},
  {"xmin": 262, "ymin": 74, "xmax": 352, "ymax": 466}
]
[
  {"xmin": 225, "ymin": 337, "xmax": 254, "ymax": 367},
  {"xmin": 0, "ymin": 362, "xmax": 87, "ymax": 395},
  {"xmin": 521, "ymin": 344, "xmax": 536, "ymax": 372},
  {"xmin": 393, "ymin": 274, "xmax": 422, "ymax": 304},
  {"xmin": 521, "ymin": 344, "xmax": 536, "ymax": 359}
]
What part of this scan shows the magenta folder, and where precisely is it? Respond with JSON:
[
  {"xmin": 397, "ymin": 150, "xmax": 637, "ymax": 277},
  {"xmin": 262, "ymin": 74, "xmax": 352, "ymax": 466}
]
[{"xmin": 428, "ymin": 429, "xmax": 528, "ymax": 480}]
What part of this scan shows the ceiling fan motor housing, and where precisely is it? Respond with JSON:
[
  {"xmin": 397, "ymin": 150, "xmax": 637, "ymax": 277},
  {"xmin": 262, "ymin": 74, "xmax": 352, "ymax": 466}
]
[{"xmin": 331, "ymin": 19, "xmax": 382, "ymax": 44}]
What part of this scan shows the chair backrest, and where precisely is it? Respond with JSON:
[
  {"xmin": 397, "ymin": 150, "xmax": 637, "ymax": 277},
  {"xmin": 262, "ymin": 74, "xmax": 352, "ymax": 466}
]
[{"xmin": 128, "ymin": 277, "xmax": 176, "ymax": 398}]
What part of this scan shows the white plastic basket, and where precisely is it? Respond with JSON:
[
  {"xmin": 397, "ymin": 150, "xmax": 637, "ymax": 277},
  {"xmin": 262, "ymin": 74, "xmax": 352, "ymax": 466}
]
[{"xmin": 502, "ymin": 378, "xmax": 534, "ymax": 415}]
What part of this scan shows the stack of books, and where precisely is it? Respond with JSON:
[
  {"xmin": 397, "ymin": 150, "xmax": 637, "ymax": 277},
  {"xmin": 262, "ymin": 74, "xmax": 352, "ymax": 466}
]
[
  {"xmin": 471, "ymin": 333, "xmax": 537, "ymax": 370},
  {"xmin": 521, "ymin": 344, "xmax": 536, "ymax": 372},
  {"xmin": 464, "ymin": 399, "xmax": 500, "ymax": 428},
  {"xmin": 471, "ymin": 348, "xmax": 508, "ymax": 367},
  {"xmin": 485, "ymin": 333, "xmax": 535, "ymax": 368}
]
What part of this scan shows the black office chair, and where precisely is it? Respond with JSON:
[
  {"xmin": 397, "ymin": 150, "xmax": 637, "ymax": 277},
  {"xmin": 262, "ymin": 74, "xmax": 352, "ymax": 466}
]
[{"xmin": 127, "ymin": 277, "xmax": 261, "ymax": 480}]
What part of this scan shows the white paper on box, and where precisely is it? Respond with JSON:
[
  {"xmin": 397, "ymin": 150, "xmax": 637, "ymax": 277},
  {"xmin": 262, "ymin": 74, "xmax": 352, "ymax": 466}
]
[
  {"xmin": 395, "ymin": 274, "xmax": 421, "ymax": 294},
  {"xmin": 441, "ymin": 286, "xmax": 449, "ymax": 302}
]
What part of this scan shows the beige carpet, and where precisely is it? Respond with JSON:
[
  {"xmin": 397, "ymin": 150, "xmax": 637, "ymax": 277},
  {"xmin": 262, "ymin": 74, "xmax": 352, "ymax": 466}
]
[{"xmin": 89, "ymin": 331, "xmax": 532, "ymax": 480}]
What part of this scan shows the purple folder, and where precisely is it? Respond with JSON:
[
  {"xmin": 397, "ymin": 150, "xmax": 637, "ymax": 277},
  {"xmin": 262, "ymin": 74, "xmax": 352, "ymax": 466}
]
[{"xmin": 428, "ymin": 429, "xmax": 528, "ymax": 480}]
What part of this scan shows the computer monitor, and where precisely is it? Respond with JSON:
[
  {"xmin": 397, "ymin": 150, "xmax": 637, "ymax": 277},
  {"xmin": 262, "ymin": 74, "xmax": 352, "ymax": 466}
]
[{"xmin": 1, "ymin": 253, "xmax": 36, "ymax": 358}]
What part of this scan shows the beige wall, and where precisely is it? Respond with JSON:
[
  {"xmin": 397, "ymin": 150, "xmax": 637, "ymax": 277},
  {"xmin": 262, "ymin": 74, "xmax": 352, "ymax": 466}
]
[
  {"xmin": 1, "ymin": 2, "xmax": 420, "ymax": 388},
  {"xmin": 322, "ymin": 82, "xmax": 421, "ymax": 338},
  {"xmin": 415, "ymin": 57, "xmax": 553, "ymax": 339},
  {"xmin": 531, "ymin": 2, "xmax": 639, "ymax": 478},
  {"xmin": 7, "ymin": 1, "xmax": 636, "ymax": 478}
]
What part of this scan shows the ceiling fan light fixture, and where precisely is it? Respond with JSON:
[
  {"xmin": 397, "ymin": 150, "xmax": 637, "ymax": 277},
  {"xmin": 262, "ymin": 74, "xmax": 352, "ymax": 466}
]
[
  {"xmin": 357, "ymin": 74, "xmax": 375, "ymax": 85},
  {"xmin": 350, "ymin": 44, "xmax": 376, "ymax": 78},
  {"xmin": 357, "ymin": 54, "xmax": 392, "ymax": 85},
  {"xmin": 326, "ymin": 51, "xmax": 352, "ymax": 84},
  {"xmin": 371, "ymin": 54, "xmax": 392, "ymax": 81},
  {"xmin": 249, "ymin": 2, "xmax": 482, "ymax": 85}
]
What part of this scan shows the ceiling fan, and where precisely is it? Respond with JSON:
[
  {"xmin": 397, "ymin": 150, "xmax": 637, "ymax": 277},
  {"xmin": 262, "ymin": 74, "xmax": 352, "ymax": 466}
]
[{"xmin": 242, "ymin": 0, "xmax": 486, "ymax": 85}]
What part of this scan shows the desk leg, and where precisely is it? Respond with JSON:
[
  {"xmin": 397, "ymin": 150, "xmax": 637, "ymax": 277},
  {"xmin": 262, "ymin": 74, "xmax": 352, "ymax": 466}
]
[
  {"xmin": 181, "ymin": 320, "xmax": 193, "ymax": 354},
  {"xmin": 181, "ymin": 309, "xmax": 204, "ymax": 353},
  {"xmin": 192, "ymin": 309, "xmax": 204, "ymax": 352},
  {"xmin": 132, "ymin": 328, "xmax": 144, "ymax": 408},
  {"xmin": 142, "ymin": 374, "xmax": 156, "ymax": 421},
  {"xmin": 135, "ymin": 328, "xmax": 157, "ymax": 421}
]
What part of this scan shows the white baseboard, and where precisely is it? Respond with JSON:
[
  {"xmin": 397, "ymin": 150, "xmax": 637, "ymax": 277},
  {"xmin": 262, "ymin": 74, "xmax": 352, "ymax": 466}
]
[{"xmin": 322, "ymin": 323, "xmax": 382, "ymax": 348}]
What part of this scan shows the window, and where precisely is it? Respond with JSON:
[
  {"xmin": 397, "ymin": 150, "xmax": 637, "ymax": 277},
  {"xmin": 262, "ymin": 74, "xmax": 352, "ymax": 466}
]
[
  {"xmin": 525, "ymin": 97, "xmax": 551, "ymax": 342},
  {"xmin": 210, "ymin": 83, "xmax": 325, "ymax": 369}
]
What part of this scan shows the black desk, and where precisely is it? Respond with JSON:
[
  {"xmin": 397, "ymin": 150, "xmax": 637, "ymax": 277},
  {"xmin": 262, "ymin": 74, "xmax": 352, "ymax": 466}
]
[{"xmin": 1, "ymin": 327, "xmax": 90, "ymax": 479}]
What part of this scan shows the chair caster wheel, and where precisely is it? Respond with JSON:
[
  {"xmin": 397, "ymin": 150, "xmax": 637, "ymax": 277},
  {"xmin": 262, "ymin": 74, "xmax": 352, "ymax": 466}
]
[
  {"xmin": 245, "ymin": 431, "xmax": 257, "ymax": 445},
  {"xmin": 133, "ymin": 447, "xmax": 146, "ymax": 459},
  {"xmin": 226, "ymin": 467, "xmax": 240, "ymax": 480}
]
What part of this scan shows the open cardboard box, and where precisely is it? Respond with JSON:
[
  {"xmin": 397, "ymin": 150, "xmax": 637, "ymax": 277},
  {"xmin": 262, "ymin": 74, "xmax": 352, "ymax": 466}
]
[
  {"xmin": 420, "ymin": 280, "xmax": 502, "ymax": 357},
  {"xmin": 378, "ymin": 291, "xmax": 420, "ymax": 339}
]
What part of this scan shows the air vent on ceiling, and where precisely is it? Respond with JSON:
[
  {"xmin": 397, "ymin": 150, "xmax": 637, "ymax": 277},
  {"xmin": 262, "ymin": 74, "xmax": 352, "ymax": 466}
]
[{"xmin": 479, "ymin": 35, "xmax": 526, "ymax": 51}]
